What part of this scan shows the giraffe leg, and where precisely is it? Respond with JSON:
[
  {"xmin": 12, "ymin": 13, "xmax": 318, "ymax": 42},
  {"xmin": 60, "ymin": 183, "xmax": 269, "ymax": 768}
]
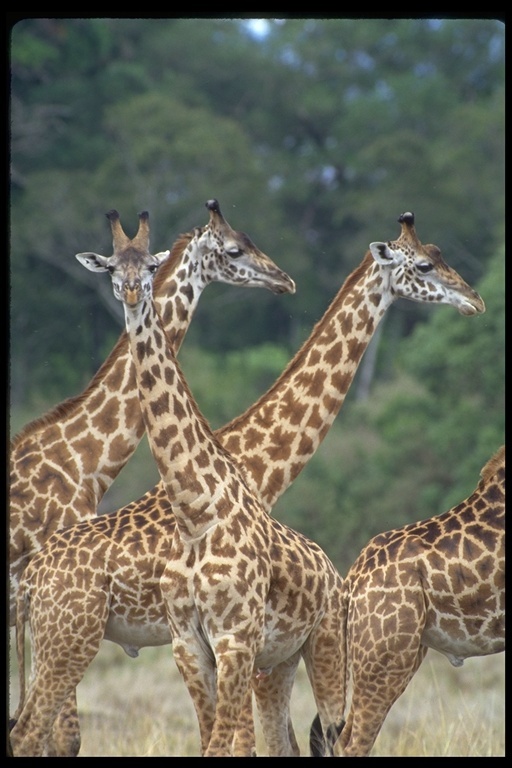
[
  {"xmin": 172, "ymin": 623, "xmax": 260, "ymax": 758},
  {"xmin": 171, "ymin": 637, "xmax": 218, "ymax": 755},
  {"xmin": 205, "ymin": 649, "xmax": 256, "ymax": 757},
  {"xmin": 337, "ymin": 585, "xmax": 430, "ymax": 757},
  {"xmin": 46, "ymin": 692, "xmax": 81, "ymax": 757},
  {"xmin": 10, "ymin": 586, "xmax": 108, "ymax": 757},
  {"xmin": 252, "ymin": 651, "xmax": 301, "ymax": 756},
  {"xmin": 232, "ymin": 687, "xmax": 257, "ymax": 757},
  {"xmin": 309, "ymin": 712, "xmax": 346, "ymax": 756},
  {"xmin": 301, "ymin": 616, "xmax": 346, "ymax": 756},
  {"xmin": 10, "ymin": 652, "xmax": 100, "ymax": 758},
  {"xmin": 339, "ymin": 625, "xmax": 428, "ymax": 756}
]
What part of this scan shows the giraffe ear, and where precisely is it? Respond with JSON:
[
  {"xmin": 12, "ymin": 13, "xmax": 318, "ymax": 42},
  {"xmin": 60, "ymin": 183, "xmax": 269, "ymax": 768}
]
[
  {"xmin": 369, "ymin": 241, "xmax": 404, "ymax": 267},
  {"xmin": 154, "ymin": 250, "xmax": 171, "ymax": 266},
  {"xmin": 75, "ymin": 252, "xmax": 112, "ymax": 273}
]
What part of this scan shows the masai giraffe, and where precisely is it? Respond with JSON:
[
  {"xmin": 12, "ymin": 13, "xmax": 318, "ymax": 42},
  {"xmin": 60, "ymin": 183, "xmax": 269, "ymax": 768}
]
[
  {"xmin": 9, "ymin": 199, "xmax": 294, "ymax": 624},
  {"xmin": 10, "ymin": 212, "xmax": 486, "ymax": 756},
  {"xmin": 10, "ymin": 210, "xmax": 347, "ymax": 757},
  {"xmin": 8, "ymin": 201, "xmax": 295, "ymax": 757},
  {"xmin": 119, "ymin": 211, "xmax": 486, "ymax": 520},
  {"xmin": 310, "ymin": 444, "xmax": 505, "ymax": 757}
]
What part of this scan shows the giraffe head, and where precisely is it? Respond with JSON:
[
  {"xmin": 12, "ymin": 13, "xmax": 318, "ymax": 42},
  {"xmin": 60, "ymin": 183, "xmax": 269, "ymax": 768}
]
[
  {"xmin": 369, "ymin": 212, "xmax": 485, "ymax": 315},
  {"xmin": 76, "ymin": 210, "xmax": 171, "ymax": 307},
  {"xmin": 191, "ymin": 199, "xmax": 296, "ymax": 295}
]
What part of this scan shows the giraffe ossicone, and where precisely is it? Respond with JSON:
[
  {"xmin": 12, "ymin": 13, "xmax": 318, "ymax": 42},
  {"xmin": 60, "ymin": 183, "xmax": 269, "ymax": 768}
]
[{"xmin": 10, "ymin": 210, "xmax": 486, "ymax": 757}]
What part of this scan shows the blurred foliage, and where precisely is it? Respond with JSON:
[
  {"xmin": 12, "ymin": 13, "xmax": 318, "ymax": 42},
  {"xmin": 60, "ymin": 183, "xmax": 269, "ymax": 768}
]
[
  {"xmin": 9, "ymin": 18, "xmax": 504, "ymax": 572},
  {"xmin": 178, "ymin": 342, "xmax": 292, "ymax": 431},
  {"xmin": 10, "ymin": 18, "xmax": 504, "ymax": 398}
]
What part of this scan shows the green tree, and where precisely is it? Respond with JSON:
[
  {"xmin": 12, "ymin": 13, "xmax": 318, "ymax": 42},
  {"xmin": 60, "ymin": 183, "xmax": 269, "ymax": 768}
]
[
  {"xmin": 10, "ymin": 16, "xmax": 504, "ymax": 530},
  {"xmin": 395, "ymin": 245, "xmax": 505, "ymax": 500}
]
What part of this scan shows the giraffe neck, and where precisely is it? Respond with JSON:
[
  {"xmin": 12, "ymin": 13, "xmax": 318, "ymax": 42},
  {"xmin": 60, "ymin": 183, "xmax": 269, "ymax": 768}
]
[
  {"xmin": 218, "ymin": 252, "xmax": 393, "ymax": 510},
  {"xmin": 12, "ymin": 234, "xmax": 207, "ymax": 508},
  {"xmin": 125, "ymin": 296, "xmax": 240, "ymax": 540}
]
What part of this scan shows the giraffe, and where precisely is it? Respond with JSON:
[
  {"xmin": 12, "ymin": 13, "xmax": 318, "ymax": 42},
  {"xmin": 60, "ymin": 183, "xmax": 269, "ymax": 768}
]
[
  {"xmin": 10, "ymin": 210, "xmax": 347, "ymax": 757},
  {"xmin": 9, "ymin": 212, "xmax": 486, "ymax": 756},
  {"xmin": 9, "ymin": 198, "xmax": 295, "ymax": 625},
  {"xmin": 8, "ymin": 200, "xmax": 295, "ymax": 757},
  {"xmin": 310, "ymin": 444, "xmax": 505, "ymax": 757},
  {"xmin": 117, "ymin": 211, "xmax": 486, "ymax": 521}
]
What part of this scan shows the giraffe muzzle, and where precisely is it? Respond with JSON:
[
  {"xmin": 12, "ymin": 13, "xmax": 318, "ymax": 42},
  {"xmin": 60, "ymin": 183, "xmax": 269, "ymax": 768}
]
[
  {"xmin": 457, "ymin": 291, "xmax": 486, "ymax": 316},
  {"xmin": 269, "ymin": 273, "xmax": 296, "ymax": 295},
  {"xmin": 124, "ymin": 287, "xmax": 142, "ymax": 306}
]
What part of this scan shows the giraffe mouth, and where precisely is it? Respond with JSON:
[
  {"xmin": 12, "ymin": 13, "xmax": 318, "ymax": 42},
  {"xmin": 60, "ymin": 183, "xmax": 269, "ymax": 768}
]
[
  {"xmin": 457, "ymin": 294, "xmax": 486, "ymax": 316},
  {"xmin": 269, "ymin": 276, "xmax": 296, "ymax": 295}
]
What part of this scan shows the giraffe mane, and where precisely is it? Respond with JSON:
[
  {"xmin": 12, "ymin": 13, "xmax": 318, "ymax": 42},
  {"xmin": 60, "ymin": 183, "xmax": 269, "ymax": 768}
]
[
  {"xmin": 10, "ymin": 231, "xmax": 196, "ymax": 450},
  {"xmin": 152, "ymin": 230, "xmax": 196, "ymax": 294},
  {"xmin": 480, "ymin": 445, "xmax": 505, "ymax": 482},
  {"xmin": 216, "ymin": 251, "xmax": 375, "ymax": 436}
]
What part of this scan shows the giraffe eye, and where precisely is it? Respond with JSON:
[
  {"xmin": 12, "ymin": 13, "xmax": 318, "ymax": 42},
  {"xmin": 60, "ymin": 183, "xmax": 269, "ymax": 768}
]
[
  {"xmin": 148, "ymin": 264, "xmax": 159, "ymax": 274},
  {"xmin": 417, "ymin": 262, "xmax": 434, "ymax": 274},
  {"xmin": 226, "ymin": 247, "xmax": 243, "ymax": 258}
]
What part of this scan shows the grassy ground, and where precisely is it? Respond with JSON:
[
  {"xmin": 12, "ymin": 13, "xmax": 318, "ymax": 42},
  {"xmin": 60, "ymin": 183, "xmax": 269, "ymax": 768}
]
[{"xmin": 9, "ymin": 631, "xmax": 504, "ymax": 757}]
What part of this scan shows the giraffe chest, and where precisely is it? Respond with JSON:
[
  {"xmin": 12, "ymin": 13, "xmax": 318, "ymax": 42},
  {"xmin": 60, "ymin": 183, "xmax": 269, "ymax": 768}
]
[
  {"xmin": 162, "ymin": 520, "xmax": 341, "ymax": 670},
  {"xmin": 162, "ymin": 525, "xmax": 273, "ymax": 636}
]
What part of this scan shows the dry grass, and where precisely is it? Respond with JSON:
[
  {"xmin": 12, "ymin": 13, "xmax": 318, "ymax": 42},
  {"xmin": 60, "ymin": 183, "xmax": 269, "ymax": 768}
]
[{"xmin": 9, "ymin": 630, "xmax": 504, "ymax": 757}]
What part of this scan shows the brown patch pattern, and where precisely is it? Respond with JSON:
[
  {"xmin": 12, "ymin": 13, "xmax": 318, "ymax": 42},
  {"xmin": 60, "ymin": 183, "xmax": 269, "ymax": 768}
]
[{"xmin": 334, "ymin": 446, "xmax": 504, "ymax": 756}]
